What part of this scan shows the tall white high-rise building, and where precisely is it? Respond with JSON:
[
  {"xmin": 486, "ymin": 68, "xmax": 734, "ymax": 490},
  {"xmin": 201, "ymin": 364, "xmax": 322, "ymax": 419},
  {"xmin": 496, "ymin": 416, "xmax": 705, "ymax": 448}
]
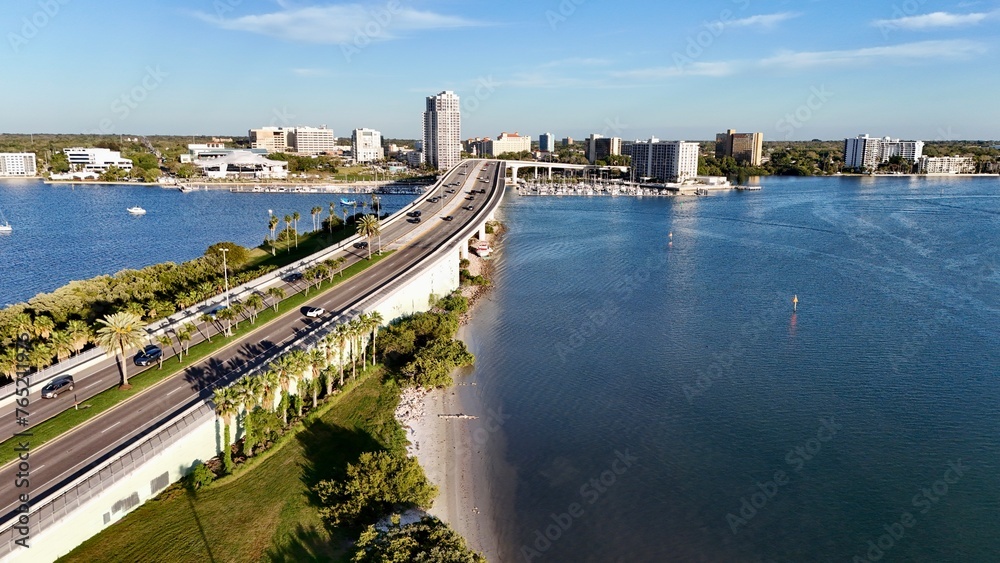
[
  {"xmin": 288, "ymin": 126, "xmax": 336, "ymax": 155},
  {"xmin": 352, "ymin": 128, "xmax": 383, "ymax": 163},
  {"xmin": 624, "ymin": 138, "xmax": 699, "ymax": 182},
  {"xmin": 249, "ymin": 127, "xmax": 290, "ymax": 153},
  {"xmin": 422, "ymin": 91, "xmax": 461, "ymax": 170},
  {"xmin": 844, "ymin": 134, "xmax": 924, "ymax": 170},
  {"xmin": 0, "ymin": 153, "xmax": 37, "ymax": 176}
]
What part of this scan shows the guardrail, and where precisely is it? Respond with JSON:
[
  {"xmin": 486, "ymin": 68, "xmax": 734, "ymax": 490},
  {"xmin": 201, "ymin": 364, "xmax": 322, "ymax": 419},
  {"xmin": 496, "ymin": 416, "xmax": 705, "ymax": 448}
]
[
  {"xmin": 0, "ymin": 174, "xmax": 449, "ymax": 405},
  {"xmin": 0, "ymin": 162, "xmax": 502, "ymax": 559}
]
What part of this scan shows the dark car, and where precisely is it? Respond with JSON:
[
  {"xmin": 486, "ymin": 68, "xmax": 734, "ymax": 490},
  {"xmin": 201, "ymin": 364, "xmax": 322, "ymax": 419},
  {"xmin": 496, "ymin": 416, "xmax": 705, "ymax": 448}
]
[
  {"xmin": 134, "ymin": 345, "xmax": 163, "ymax": 366},
  {"xmin": 41, "ymin": 375, "xmax": 74, "ymax": 399},
  {"xmin": 354, "ymin": 241, "xmax": 369, "ymax": 249},
  {"xmin": 442, "ymin": 215, "xmax": 454, "ymax": 221},
  {"xmin": 282, "ymin": 272, "xmax": 304, "ymax": 282}
]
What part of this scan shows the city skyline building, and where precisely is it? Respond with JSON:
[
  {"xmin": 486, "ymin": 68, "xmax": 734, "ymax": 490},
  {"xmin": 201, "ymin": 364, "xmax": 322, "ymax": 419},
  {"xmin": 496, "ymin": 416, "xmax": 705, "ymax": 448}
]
[
  {"xmin": 351, "ymin": 128, "xmax": 384, "ymax": 163},
  {"xmin": 623, "ymin": 138, "xmax": 699, "ymax": 183},
  {"xmin": 0, "ymin": 152, "xmax": 37, "ymax": 177},
  {"xmin": 63, "ymin": 147, "xmax": 133, "ymax": 173},
  {"xmin": 844, "ymin": 134, "xmax": 925, "ymax": 170},
  {"xmin": 585, "ymin": 134, "xmax": 622, "ymax": 164},
  {"xmin": 715, "ymin": 129, "xmax": 764, "ymax": 166},
  {"xmin": 422, "ymin": 91, "xmax": 461, "ymax": 170},
  {"xmin": 539, "ymin": 133, "xmax": 555, "ymax": 152},
  {"xmin": 485, "ymin": 132, "xmax": 531, "ymax": 157}
]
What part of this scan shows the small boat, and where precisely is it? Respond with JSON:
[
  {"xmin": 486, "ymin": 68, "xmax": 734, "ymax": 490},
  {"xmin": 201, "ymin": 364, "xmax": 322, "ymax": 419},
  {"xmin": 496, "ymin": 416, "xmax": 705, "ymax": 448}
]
[
  {"xmin": 340, "ymin": 198, "xmax": 357, "ymax": 206},
  {"xmin": 127, "ymin": 206, "xmax": 147, "ymax": 215},
  {"xmin": 735, "ymin": 185, "xmax": 763, "ymax": 191},
  {"xmin": 0, "ymin": 208, "xmax": 12, "ymax": 233}
]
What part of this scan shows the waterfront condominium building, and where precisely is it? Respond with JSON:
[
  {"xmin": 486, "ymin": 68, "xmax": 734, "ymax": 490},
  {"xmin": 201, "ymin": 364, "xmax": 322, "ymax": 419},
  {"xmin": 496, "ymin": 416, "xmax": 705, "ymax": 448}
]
[
  {"xmin": 715, "ymin": 129, "xmax": 763, "ymax": 166},
  {"xmin": 422, "ymin": 91, "xmax": 461, "ymax": 170},
  {"xmin": 485, "ymin": 132, "xmax": 531, "ymax": 157},
  {"xmin": 625, "ymin": 138, "xmax": 700, "ymax": 183},
  {"xmin": 918, "ymin": 156, "xmax": 975, "ymax": 174},
  {"xmin": 584, "ymin": 134, "xmax": 623, "ymax": 164},
  {"xmin": 288, "ymin": 126, "xmax": 337, "ymax": 155},
  {"xmin": 351, "ymin": 128, "xmax": 384, "ymax": 163},
  {"xmin": 249, "ymin": 127, "xmax": 289, "ymax": 153},
  {"xmin": 539, "ymin": 133, "xmax": 556, "ymax": 153},
  {"xmin": 844, "ymin": 134, "xmax": 924, "ymax": 170},
  {"xmin": 63, "ymin": 147, "xmax": 133, "ymax": 173},
  {"xmin": 0, "ymin": 152, "xmax": 37, "ymax": 176}
]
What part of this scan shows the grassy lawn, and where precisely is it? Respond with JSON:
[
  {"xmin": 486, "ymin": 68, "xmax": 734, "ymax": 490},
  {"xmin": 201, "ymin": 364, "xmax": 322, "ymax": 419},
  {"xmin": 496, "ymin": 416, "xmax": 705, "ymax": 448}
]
[
  {"xmin": 59, "ymin": 371, "xmax": 405, "ymax": 563},
  {"xmin": 0, "ymin": 252, "xmax": 394, "ymax": 467}
]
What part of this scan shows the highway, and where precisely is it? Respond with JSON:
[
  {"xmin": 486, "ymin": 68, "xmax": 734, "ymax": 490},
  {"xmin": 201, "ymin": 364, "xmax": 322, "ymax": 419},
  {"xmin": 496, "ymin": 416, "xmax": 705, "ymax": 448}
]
[{"xmin": 0, "ymin": 159, "xmax": 505, "ymax": 528}]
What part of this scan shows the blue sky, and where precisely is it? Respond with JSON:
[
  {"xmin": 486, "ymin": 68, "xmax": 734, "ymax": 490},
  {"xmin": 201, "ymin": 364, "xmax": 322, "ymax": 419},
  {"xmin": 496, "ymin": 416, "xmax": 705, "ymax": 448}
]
[{"xmin": 2, "ymin": 0, "xmax": 998, "ymax": 141}]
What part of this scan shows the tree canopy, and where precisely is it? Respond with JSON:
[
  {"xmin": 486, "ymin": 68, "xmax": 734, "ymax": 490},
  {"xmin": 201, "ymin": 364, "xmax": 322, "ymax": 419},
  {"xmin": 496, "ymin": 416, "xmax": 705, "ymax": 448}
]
[{"xmin": 352, "ymin": 517, "xmax": 486, "ymax": 563}]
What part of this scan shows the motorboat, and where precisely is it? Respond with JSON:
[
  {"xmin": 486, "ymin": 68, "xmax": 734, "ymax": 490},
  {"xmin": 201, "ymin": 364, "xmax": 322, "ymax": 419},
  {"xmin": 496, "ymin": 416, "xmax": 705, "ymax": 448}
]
[
  {"xmin": 127, "ymin": 206, "xmax": 147, "ymax": 215},
  {"xmin": 340, "ymin": 198, "xmax": 358, "ymax": 206}
]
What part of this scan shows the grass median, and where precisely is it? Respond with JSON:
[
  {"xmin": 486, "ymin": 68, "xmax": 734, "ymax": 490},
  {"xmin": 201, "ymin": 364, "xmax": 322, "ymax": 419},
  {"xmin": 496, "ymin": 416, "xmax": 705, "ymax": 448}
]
[{"xmin": 0, "ymin": 251, "xmax": 394, "ymax": 467}]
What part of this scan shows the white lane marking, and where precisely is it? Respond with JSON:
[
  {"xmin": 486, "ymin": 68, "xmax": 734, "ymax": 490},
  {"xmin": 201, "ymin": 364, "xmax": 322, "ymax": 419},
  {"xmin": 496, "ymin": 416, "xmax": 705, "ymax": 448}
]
[
  {"xmin": 101, "ymin": 421, "xmax": 122, "ymax": 434},
  {"xmin": 84, "ymin": 381, "xmax": 103, "ymax": 390},
  {"xmin": 166, "ymin": 388, "xmax": 181, "ymax": 396}
]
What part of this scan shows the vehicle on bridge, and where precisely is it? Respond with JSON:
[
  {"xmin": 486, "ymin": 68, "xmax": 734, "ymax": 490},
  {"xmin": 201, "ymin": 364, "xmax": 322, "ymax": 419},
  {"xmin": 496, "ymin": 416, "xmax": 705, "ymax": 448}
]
[
  {"xmin": 133, "ymin": 345, "xmax": 163, "ymax": 367},
  {"xmin": 303, "ymin": 306, "xmax": 325, "ymax": 318},
  {"xmin": 41, "ymin": 375, "xmax": 74, "ymax": 399}
]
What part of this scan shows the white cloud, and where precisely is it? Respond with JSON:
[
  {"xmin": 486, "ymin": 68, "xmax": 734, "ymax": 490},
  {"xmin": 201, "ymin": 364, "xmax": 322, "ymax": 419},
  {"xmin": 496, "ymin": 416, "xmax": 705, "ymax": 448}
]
[
  {"xmin": 195, "ymin": 4, "xmax": 481, "ymax": 44},
  {"xmin": 759, "ymin": 40, "xmax": 987, "ymax": 69},
  {"xmin": 726, "ymin": 12, "xmax": 801, "ymax": 29},
  {"xmin": 873, "ymin": 11, "xmax": 992, "ymax": 30},
  {"xmin": 612, "ymin": 62, "xmax": 735, "ymax": 79}
]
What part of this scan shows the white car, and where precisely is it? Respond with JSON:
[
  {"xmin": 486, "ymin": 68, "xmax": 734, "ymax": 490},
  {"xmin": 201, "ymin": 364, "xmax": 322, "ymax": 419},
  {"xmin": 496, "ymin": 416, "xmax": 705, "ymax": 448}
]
[{"xmin": 304, "ymin": 306, "xmax": 325, "ymax": 318}]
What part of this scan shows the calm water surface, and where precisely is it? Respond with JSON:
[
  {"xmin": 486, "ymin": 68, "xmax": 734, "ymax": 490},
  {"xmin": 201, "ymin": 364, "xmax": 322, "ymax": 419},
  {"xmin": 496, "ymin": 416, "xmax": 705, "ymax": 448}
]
[
  {"xmin": 462, "ymin": 175, "xmax": 1000, "ymax": 562},
  {"xmin": 0, "ymin": 180, "xmax": 417, "ymax": 305}
]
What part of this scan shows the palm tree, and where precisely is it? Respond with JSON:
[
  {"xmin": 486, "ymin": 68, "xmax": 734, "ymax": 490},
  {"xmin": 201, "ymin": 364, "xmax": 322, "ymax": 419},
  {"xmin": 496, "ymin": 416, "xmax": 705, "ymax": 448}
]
[
  {"xmin": 295, "ymin": 377, "xmax": 309, "ymax": 418},
  {"xmin": 366, "ymin": 311, "xmax": 384, "ymax": 367},
  {"xmin": 176, "ymin": 323, "xmax": 195, "ymax": 358},
  {"xmin": 341, "ymin": 205, "xmax": 349, "ymax": 226},
  {"xmin": 66, "ymin": 320, "xmax": 91, "ymax": 356},
  {"xmin": 50, "ymin": 330, "xmax": 74, "ymax": 363},
  {"xmin": 94, "ymin": 312, "xmax": 146, "ymax": 389},
  {"xmin": 356, "ymin": 214, "xmax": 380, "ymax": 260},
  {"xmin": 229, "ymin": 301, "xmax": 246, "ymax": 330},
  {"xmin": 260, "ymin": 370, "xmax": 280, "ymax": 413},
  {"xmin": 216, "ymin": 307, "xmax": 235, "ymax": 337},
  {"xmin": 333, "ymin": 323, "xmax": 350, "ymax": 387},
  {"xmin": 328, "ymin": 202, "xmax": 337, "ymax": 235},
  {"xmin": 347, "ymin": 318, "xmax": 364, "ymax": 380},
  {"xmin": 245, "ymin": 293, "xmax": 265, "ymax": 323},
  {"xmin": 281, "ymin": 214, "xmax": 292, "ymax": 252},
  {"xmin": 213, "ymin": 386, "xmax": 239, "ymax": 473},
  {"xmin": 268, "ymin": 215, "xmax": 279, "ymax": 256},
  {"xmin": 0, "ymin": 349, "xmax": 18, "ymax": 380},
  {"xmin": 27, "ymin": 344, "xmax": 53, "ymax": 373},
  {"xmin": 271, "ymin": 355, "xmax": 296, "ymax": 425},
  {"xmin": 266, "ymin": 287, "xmax": 285, "ymax": 312},
  {"xmin": 200, "ymin": 313, "xmax": 217, "ymax": 342},
  {"xmin": 32, "ymin": 316, "xmax": 56, "ymax": 340},
  {"xmin": 156, "ymin": 333, "xmax": 173, "ymax": 369},
  {"xmin": 292, "ymin": 211, "xmax": 301, "ymax": 248},
  {"xmin": 311, "ymin": 206, "xmax": 322, "ymax": 232},
  {"xmin": 371, "ymin": 194, "xmax": 381, "ymax": 214},
  {"xmin": 308, "ymin": 348, "xmax": 324, "ymax": 405}
]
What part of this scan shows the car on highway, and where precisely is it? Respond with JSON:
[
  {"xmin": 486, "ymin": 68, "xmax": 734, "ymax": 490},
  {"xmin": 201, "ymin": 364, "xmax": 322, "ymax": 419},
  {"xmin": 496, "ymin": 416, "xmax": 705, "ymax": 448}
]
[
  {"xmin": 282, "ymin": 272, "xmax": 304, "ymax": 282},
  {"xmin": 303, "ymin": 306, "xmax": 326, "ymax": 318},
  {"xmin": 133, "ymin": 345, "xmax": 163, "ymax": 366},
  {"xmin": 41, "ymin": 375, "xmax": 74, "ymax": 399},
  {"xmin": 462, "ymin": 205, "xmax": 474, "ymax": 211},
  {"xmin": 353, "ymin": 241, "xmax": 369, "ymax": 249},
  {"xmin": 408, "ymin": 217, "xmax": 422, "ymax": 223},
  {"xmin": 442, "ymin": 215, "xmax": 454, "ymax": 221},
  {"xmin": 205, "ymin": 304, "xmax": 226, "ymax": 320},
  {"xmin": 407, "ymin": 210, "xmax": 422, "ymax": 217}
]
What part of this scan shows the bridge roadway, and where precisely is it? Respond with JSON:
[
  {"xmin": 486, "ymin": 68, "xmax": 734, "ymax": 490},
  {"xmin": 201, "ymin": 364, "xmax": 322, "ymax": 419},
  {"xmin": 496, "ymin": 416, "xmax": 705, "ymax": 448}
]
[{"xmin": 0, "ymin": 159, "xmax": 504, "ymax": 530}]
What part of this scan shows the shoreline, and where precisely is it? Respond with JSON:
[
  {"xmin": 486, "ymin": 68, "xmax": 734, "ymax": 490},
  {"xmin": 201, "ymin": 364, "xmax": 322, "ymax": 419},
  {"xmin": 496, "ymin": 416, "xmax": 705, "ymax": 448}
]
[{"xmin": 395, "ymin": 221, "xmax": 514, "ymax": 560}]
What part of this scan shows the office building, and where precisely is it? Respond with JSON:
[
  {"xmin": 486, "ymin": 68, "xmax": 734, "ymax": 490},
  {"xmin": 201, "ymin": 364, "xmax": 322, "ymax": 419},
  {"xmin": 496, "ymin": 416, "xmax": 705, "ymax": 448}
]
[
  {"xmin": 0, "ymin": 153, "xmax": 37, "ymax": 176},
  {"xmin": 249, "ymin": 127, "xmax": 289, "ymax": 153},
  {"xmin": 585, "ymin": 134, "xmax": 622, "ymax": 164},
  {"xmin": 918, "ymin": 156, "xmax": 975, "ymax": 174},
  {"xmin": 463, "ymin": 138, "xmax": 488, "ymax": 157},
  {"xmin": 63, "ymin": 148, "xmax": 133, "ymax": 173},
  {"xmin": 844, "ymin": 135, "xmax": 924, "ymax": 170},
  {"xmin": 422, "ymin": 91, "xmax": 461, "ymax": 170},
  {"xmin": 485, "ymin": 132, "xmax": 531, "ymax": 157},
  {"xmin": 715, "ymin": 129, "xmax": 763, "ymax": 166},
  {"xmin": 562, "ymin": 137, "xmax": 574, "ymax": 147},
  {"xmin": 288, "ymin": 126, "xmax": 336, "ymax": 155},
  {"xmin": 625, "ymin": 138, "xmax": 699, "ymax": 182},
  {"xmin": 352, "ymin": 128, "xmax": 383, "ymax": 163},
  {"xmin": 539, "ymin": 133, "xmax": 556, "ymax": 152}
]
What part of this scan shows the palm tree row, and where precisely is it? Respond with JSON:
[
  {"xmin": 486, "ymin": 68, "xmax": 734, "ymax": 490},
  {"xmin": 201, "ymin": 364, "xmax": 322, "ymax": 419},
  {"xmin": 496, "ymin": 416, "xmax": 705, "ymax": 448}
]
[{"xmin": 209, "ymin": 312, "xmax": 384, "ymax": 468}]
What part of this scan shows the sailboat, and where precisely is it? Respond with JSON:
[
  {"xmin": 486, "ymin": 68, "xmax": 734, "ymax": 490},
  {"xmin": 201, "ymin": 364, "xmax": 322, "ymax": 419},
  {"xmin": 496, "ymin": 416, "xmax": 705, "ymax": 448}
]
[{"xmin": 0, "ymin": 208, "xmax": 11, "ymax": 233}]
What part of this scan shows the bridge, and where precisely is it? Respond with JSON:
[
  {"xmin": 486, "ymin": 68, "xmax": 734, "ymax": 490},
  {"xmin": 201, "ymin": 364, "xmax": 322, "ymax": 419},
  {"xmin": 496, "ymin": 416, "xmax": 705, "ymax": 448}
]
[
  {"xmin": 500, "ymin": 160, "xmax": 629, "ymax": 181},
  {"xmin": 0, "ymin": 159, "xmax": 506, "ymax": 562}
]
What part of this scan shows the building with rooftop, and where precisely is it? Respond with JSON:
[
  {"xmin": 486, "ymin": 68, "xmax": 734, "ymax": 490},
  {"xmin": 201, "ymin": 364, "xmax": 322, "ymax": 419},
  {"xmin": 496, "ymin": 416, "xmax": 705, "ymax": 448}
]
[
  {"xmin": 715, "ymin": 129, "xmax": 763, "ymax": 166},
  {"xmin": 351, "ymin": 128, "xmax": 383, "ymax": 163},
  {"xmin": 539, "ymin": 133, "xmax": 556, "ymax": 153},
  {"xmin": 0, "ymin": 153, "xmax": 37, "ymax": 177},
  {"xmin": 422, "ymin": 91, "xmax": 461, "ymax": 170},
  {"xmin": 844, "ymin": 135, "xmax": 924, "ymax": 171},
  {"xmin": 918, "ymin": 156, "xmax": 975, "ymax": 174},
  {"xmin": 624, "ymin": 138, "xmax": 699, "ymax": 183},
  {"xmin": 249, "ymin": 127, "xmax": 289, "ymax": 153},
  {"xmin": 485, "ymin": 132, "xmax": 531, "ymax": 157},
  {"xmin": 288, "ymin": 126, "xmax": 336, "ymax": 155},
  {"xmin": 585, "ymin": 134, "xmax": 622, "ymax": 164},
  {"xmin": 194, "ymin": 151, "xmax": 288, "ymax": 179},
  {"xmin": 63, "ymin": 148, "xmax": 132, "ymax": 173}
]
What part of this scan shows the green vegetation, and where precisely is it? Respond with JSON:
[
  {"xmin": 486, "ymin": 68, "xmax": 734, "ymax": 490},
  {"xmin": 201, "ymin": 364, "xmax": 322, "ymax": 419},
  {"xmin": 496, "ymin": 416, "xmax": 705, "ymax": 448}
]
[
  {"xmin": 0, "ymin": 253, "xmax": 394, "ymax": 467},
  {"xmin": 316, "ymin": 450, "xmax": 436, "ymax": 528},
  {"xmin": 60, "ymin": 288, "xmax": 478, "ymax": 563},
  {"xmin": 353, "ymin": 517, "xmax": 485, "ymax": 563}
]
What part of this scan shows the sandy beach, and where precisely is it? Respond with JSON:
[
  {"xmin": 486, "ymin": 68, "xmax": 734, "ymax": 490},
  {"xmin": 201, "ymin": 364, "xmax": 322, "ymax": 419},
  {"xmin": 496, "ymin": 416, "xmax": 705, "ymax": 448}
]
[{"xmin": 393, "ymin": 221, "xmax": 516, "ymax": 561}]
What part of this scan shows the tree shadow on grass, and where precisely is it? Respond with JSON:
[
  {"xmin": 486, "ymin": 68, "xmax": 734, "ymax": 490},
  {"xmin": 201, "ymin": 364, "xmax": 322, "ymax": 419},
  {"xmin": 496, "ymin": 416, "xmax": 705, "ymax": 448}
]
[
  {"xmin": 264, "ymin": 523, "xmax": 340, "ymax": 563},
  {"xmin": 296, "ymin": 419, "xmax": 382, "ymax": 507}
]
